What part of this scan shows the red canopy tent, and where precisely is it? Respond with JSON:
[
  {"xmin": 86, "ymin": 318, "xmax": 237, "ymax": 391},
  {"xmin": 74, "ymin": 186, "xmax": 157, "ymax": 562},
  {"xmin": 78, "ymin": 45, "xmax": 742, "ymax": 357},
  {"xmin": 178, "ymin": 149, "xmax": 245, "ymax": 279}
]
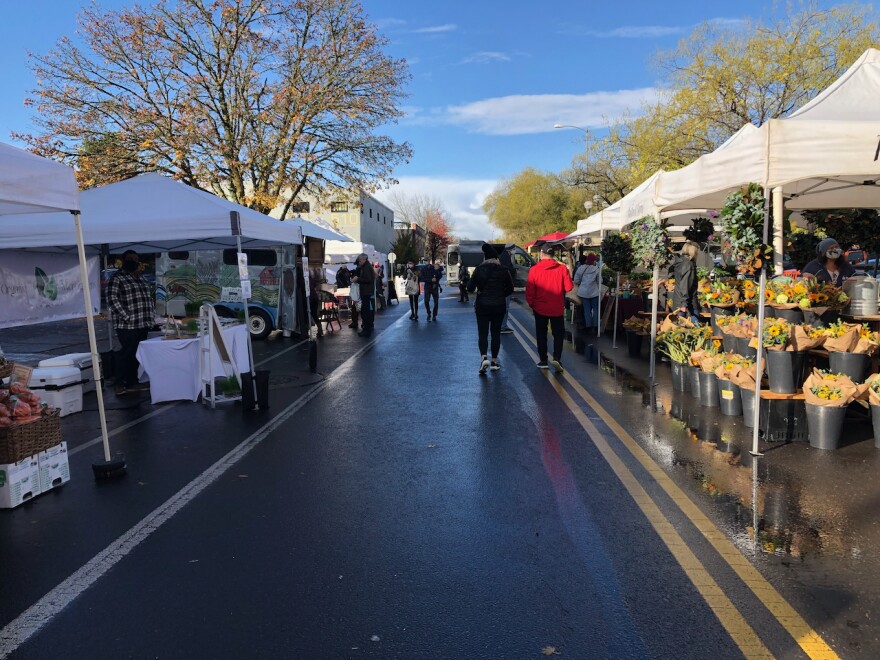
[{"xmin": 524, "ymin": 231, "xmax": 571, "ymax": 250}]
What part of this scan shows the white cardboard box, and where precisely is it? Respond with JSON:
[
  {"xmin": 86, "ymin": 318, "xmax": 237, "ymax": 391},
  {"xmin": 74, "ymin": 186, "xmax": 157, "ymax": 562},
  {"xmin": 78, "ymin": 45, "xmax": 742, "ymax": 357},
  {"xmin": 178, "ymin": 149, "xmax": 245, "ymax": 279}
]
[
  {"xmin": 37, "ymin": 442, "xmax": 70, "ymax": 492},
  {"xmin": 37, "ymin": 353, "xmax": 97, "ymax": 393},
  {"xmin": 28, "ymin": 366, "xmax": 83, "ymax": 417},
  {"xmin": 0, "ymin": 457, "xmax": 40, "ymax": 509}
]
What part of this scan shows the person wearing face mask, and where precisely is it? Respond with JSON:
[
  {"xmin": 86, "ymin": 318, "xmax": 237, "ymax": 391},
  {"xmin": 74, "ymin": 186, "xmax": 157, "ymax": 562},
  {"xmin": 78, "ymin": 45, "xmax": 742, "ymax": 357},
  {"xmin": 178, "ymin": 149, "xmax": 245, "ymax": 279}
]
[
  {"xmin": 801, "ymin": 238, "xmax": 855, "ymax": 285},
  {"xmin": 106, "ymin": 250, "xmax": 155, "ymax": 395}
]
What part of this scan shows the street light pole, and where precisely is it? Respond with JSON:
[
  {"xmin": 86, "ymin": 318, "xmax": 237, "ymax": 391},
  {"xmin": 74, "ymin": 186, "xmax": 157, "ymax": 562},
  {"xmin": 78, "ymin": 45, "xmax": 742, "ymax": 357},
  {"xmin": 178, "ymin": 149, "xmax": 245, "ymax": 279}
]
[{"xmin": 553, "ymin": 123, "xmax": 591, "ymax": 166}]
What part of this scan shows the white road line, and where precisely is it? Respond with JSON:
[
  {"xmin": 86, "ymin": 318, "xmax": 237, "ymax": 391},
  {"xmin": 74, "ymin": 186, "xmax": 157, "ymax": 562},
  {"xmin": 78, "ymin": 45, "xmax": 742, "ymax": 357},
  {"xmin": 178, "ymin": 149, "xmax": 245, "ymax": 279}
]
[
  {"xmin": 0, "ymin": 324, "xmax": 401, "ymax": 658},
  {"xmin": 69, "ymin": 340, "xmax": 308, "ymax": 457}
]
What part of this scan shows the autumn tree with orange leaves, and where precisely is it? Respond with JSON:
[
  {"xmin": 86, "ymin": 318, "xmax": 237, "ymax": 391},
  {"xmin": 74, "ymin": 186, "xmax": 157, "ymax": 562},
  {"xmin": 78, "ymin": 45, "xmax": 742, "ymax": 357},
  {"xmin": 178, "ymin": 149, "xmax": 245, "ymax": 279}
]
[
  {"xmin": 18, "ymin": 0, "xmax": 412, "ymax": 217},
  {"xmin": 425, "ymin": 209, "xmax": 453, "ymax": 264}
]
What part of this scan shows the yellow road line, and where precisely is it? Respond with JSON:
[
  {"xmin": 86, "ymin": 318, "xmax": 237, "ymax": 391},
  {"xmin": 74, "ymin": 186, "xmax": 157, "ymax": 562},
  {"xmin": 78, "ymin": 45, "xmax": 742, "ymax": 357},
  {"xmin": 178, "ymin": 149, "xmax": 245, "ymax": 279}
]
[
  {"xmin": 509, "ymin": 329, "xmax": 773, "ymax": 659},
  {"xmin": 510, "ymin": 315, "xmax": 839, "ymax": 660}
]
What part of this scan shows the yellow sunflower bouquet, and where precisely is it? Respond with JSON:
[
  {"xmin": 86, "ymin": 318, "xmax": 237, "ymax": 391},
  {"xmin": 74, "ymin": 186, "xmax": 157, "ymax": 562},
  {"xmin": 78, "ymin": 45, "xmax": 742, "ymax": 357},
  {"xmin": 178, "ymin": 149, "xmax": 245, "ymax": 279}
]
[{"xmin": 803, "ymin": 369, "xmax": 866, "ymax": 407}]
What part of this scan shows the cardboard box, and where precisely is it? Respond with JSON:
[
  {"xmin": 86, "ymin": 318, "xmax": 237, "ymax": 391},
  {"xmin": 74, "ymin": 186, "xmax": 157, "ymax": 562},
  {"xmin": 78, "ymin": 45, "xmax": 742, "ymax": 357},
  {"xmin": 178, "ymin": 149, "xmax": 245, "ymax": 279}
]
[
  {"xmin": 37, "ymin": 442, "xmax": 70, "ymax": 492},
  {"xmin": 0, "ymin": 457, "xmax": 40, "ymax": 509}
]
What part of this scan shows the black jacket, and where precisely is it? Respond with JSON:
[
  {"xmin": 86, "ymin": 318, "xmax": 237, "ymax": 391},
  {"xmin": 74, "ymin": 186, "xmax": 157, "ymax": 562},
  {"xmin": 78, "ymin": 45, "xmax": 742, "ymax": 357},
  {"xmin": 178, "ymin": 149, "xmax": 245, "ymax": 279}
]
[
  {"xmin": 355, "ymin": 261, "xmax": 376, "ymax": 299},
  {"xmin": 467, "ymin": 260, "xmax": 513, "ymax": 313},
  {"xmin": 672, "ymin": 255, "xmax": 699, "ymax": 312}
]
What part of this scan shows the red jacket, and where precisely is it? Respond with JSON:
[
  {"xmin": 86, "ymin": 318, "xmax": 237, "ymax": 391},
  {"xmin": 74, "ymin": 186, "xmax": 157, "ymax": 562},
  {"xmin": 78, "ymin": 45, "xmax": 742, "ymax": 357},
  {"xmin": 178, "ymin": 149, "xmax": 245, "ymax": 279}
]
[{"xmin": 526, "ymin": 258, "xmax": 573, "ymax": 317}]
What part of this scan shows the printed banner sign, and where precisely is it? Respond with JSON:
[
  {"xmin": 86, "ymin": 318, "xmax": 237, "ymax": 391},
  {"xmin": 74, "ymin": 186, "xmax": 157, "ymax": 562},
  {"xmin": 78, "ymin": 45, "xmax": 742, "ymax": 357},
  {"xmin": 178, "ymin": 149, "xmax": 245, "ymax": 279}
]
[{"xmin": 0, "ymin": 253, "xmax": 99, "ymax": 329}]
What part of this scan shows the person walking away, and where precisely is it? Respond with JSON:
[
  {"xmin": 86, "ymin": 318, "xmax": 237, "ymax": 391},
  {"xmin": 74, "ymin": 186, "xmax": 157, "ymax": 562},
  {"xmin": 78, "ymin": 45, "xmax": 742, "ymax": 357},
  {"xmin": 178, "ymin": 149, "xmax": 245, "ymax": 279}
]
[
  {"xmin": 374, "ymin": 262, "xmax": 386, "ymax": 310},
  {"xmin": 573, "ymin": 253, "xmax": 602, "ymax": 334},
  {"xmin": 525, "ymin": 244, "xmax": 573, "ymax": 372},
  {"xmin": 499, "ymin": 243, "xmax": 516, "ymax": 333},
  {"xmin": 423, "ymin": 261, "xmax": 442, "ymax": 321},
  {"xmin": 342, "ymin": 264, "xmax": 361, "ymax": 330},
  {"xmin": 468, "ymin": 244, "xmax": 513, "ymax": 374},
  {"xmin": 801, "ymin": 237, "xmax": 855, "ymax": 284},
  {"xmin": 351, "ymin": 253, "xmax": 376, "ymax": 337},
  {"xmin": 672, "ymin": 241, "xmax": 702, "ymax": 325},
  {"xmin": 106, "ymin": 250, "xmax": 155, "ymax": 395},
  {"xmin": 405, "ymin": 262, "xmax": 421, "ymax": 320},
  {"xmin": 458, "ymin": 266, "xmax": 471, "ymax": 302}
]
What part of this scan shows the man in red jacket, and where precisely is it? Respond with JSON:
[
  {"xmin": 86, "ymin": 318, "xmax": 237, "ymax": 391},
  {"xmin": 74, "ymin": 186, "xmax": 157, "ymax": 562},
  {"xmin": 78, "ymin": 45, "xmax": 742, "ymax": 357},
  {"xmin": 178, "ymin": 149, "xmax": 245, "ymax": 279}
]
[{"xmin": 525, "ymin": 244, "xmax": 574, "ymax": 372}]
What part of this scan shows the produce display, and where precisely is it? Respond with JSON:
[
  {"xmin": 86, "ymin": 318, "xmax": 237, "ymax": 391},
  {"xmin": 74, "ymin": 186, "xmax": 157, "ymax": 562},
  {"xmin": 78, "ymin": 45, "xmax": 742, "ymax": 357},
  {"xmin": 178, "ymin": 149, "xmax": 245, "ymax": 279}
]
[{"xmin": 0, "ymin": 379, "xmax": 53, "ymax": 428}]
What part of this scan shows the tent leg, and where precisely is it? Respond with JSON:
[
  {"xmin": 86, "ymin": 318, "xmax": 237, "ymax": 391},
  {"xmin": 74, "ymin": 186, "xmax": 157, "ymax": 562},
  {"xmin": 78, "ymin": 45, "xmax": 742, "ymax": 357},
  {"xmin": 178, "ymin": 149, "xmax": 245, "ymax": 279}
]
[
  {"xmin": 649, "ymin": 264, "xmax": 660, "ymax": 383},
  {"xmin": 72, "ymin": 213, "xmax": 125, "ymax": 479},
  {"xmin": 773, "ymin": 187, "xmax": 784, "ymax": 275},
  {"xmin": 236, "ymin": 236, "xmax": 259, "ymax": 408},
  {"xmin": 596, "ymin": 257, "xmax": 603, "ymax": 339},
  {"xmin": 612, "ymin": 274, "xmax": 620, "ymax": 349},
  {"xmin": 750, "ymin": 188, "xmax": 772, "ymax": 458}
]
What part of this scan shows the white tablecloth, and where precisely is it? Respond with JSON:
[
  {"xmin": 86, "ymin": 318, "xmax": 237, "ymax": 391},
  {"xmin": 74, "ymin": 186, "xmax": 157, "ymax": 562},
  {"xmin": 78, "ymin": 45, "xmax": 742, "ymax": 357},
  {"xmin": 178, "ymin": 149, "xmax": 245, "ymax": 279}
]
[{"xmin": 136, "ymin": 324, "xmax": 251, "ymax": 404}]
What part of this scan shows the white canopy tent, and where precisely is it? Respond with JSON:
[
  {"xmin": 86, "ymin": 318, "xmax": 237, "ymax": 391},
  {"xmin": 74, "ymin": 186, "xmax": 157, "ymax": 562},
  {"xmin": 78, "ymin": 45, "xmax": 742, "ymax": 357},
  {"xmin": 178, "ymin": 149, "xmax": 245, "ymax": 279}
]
[
  {"xmin": 563, "ymin": 200, "xmax": 623, "ymax": 241},
  {"xmin": 0, "ymin": 173, "xmax": 304, "ymax": 252},
  {"xmin": 0, "ymin": 142, "xmax": 119, "ymax": 474},
  {"xmin": 625, "ymin": 47, "xmax": 880, "ymax": 459},
  {"xmin": 288, "ymin": 214, "xmax": 351, "ymax": 242}
]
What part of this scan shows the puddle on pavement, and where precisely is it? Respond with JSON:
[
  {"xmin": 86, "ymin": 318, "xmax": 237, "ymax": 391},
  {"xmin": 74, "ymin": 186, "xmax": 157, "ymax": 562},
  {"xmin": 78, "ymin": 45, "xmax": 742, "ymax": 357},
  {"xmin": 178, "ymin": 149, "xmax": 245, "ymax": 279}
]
[{"xmin": 583, "ymin": 348, "xmax": 867, "ymax": 563}]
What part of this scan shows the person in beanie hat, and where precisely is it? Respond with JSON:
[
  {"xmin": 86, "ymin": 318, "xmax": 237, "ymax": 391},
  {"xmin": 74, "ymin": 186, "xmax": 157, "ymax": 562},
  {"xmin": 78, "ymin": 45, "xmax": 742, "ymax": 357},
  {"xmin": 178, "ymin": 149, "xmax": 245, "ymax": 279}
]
[
  {"xmin": 525, "ymin": 244, "xmax": 573, "ymax": 372},
  {"xmin": 468, "ymin": 243, "xmax": 513, "ymax": 374},
  {"xmin": 802, "ymin": 237, "xmax": 855, "ymax": 285}
]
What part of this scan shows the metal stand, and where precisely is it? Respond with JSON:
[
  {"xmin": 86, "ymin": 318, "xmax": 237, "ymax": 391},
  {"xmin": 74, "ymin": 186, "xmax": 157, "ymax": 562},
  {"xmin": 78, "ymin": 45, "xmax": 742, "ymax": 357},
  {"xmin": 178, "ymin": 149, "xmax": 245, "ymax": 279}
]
[
  {"xmin": 612, "ymin": 274, "xmax": 621, "ymax": 349},
  {"xmin": 200, "ymin": 304, "xmax": 241, "ymax": 408}
]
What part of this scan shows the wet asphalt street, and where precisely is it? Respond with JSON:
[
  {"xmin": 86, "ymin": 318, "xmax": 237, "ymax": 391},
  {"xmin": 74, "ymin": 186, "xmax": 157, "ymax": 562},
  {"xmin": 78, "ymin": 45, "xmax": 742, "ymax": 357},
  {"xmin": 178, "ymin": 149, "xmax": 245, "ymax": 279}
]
[{"xmin": 0, "ymin": 294, "xmax": 878, "ymax": 658}]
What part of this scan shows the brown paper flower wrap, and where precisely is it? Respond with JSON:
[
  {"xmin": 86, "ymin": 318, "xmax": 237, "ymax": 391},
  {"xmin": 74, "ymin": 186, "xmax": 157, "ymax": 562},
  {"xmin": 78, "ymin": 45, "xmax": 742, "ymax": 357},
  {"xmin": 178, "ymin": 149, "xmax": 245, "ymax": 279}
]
[
  {"xmin": 714, "ymin": 353, "xmax": 754, "ymax": 381},
  {"xmin": 700, "ymin": 354, "xmax": 723, "ymax": 373},
  {"xmin": 822, "ymin": 321, "xmax": 860, "ymax": 353},
  {"xmin": 854, "ymin": 326, "xmax": 880, "ymax": 356},
  {"xmin": 689, "ymin": 349, "xmax": 709, "ymax": 367},
  {"xmin": 864, "ymin": 374, "xmax": 880, "ymax": 406},
  {"xmin": 728, "ymin": 362, "xmax": 760, "ymax": 390},
  {"xmin": 660, "ymin": 314, "xmax": 694, "ymax": 333},
  {"xmin": 802, "ymin": 369, "xmax": 867, "ymax": 407},
  {"xmin": 790, "ymin": 325, "xmax": 825, "ymax": 351},
  {"xmin": 726, "ymin": 314, "xmax": 756, "ymax": 339}
]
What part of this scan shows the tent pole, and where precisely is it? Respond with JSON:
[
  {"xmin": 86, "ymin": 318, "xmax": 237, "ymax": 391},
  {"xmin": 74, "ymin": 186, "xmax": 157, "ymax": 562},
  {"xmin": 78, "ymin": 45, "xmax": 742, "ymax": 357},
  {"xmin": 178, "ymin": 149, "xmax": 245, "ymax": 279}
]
[
  {"xmin": 236, "ymin": 234, "xmax": 259, "ymax": 406},
  {"xmin": 612, "ymin": 273, "xmax": 620, "ymax": 349},
  {"xmin": 750, "ymin": 188, "xmax": 772, "ymax": 457},
  {"xmin": 649, "ymin": 263, "xmax": 660, "ymax": 383},
  {"xmin": 72, "ymin": 212, "xmax": 120, "ymax": 474},
  {"xmin": 773, "ymin": 187, "xmax": 784, "ymax": 275}
]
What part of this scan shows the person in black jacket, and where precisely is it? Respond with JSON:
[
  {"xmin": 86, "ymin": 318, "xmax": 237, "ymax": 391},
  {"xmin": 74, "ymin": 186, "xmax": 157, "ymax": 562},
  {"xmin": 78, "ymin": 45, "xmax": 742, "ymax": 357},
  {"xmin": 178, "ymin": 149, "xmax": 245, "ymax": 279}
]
[
  {"xmin": 672, "ymin": 241, "xmax": 701, "ymax": 325},
  {"xmin": 467, "ymin": 243, "xmax": 514, "ymax": 375},
  {"xmin": 351, "ymin": 253, "xmax": 376, "ymax": 337}
]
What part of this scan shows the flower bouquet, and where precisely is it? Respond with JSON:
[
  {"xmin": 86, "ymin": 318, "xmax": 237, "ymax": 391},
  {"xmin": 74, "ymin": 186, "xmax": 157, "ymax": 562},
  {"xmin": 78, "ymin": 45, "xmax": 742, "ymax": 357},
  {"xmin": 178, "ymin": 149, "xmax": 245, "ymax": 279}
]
[
  {"xmin": 739, "ymin": 279, "xmax": 758, "ymax": 306},
  {"xmin": 863, "ymin": 373, "xmax": 880, "ymax": 406},
  {"xmin": 765, "ymin": 277, "xmax": 809, "ymax": 310},
  {"xmin": 821, "ymin": 320, "xmax": 861, "ymax": 353},
  {"xmin": 698, "ymin": 279, "xmax": 740, "ymax": 309},
  {"xmin": 623, "ymin": 316, "xmax": 652, "ymax": 335},
  {"xmin": 759, "ymin": 317, "xmax": 791, "ymax": 351},
  {"xmin": 714, "ymin": 353, "xmax": 754, "ymax": 382}
]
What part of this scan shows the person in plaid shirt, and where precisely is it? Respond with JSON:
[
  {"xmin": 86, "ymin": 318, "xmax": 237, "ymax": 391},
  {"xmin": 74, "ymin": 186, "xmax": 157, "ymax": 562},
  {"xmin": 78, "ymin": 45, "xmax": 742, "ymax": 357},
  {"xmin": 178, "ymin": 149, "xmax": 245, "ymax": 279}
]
[{"xmin": 107, "ymin": 250, "xmax": 155, "ymax": 395}]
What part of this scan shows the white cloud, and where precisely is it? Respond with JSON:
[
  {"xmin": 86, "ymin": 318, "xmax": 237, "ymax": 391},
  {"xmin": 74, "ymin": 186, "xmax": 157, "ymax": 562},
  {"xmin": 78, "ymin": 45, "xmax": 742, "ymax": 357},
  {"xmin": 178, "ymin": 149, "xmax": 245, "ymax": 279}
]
[
  {"xmin": 436, "ymin": 88, "xmax": 659, "ymax": 135},
  {"xmin": 375, "ymin": 18, "xmax": 407, "ymax": 30},
  {"xmin": 375, "ymin": 176, "xmax": 500, "ymax": 240},
  {"xmin": 413, "ymin": 24, "xmax": 458, "ymax": 34},
  {"xmin": 459, "ymin": 51, "xmax": 512, "ymax": 65},
  {"xmin": 567, "ymin": 17, "xmax": 746, "ymax": 39}
]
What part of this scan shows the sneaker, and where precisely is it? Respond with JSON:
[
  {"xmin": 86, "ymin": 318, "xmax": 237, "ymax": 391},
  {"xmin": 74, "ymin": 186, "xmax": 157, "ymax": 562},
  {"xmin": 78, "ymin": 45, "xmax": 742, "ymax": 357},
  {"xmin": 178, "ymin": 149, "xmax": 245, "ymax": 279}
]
[
  {"xmin": 490, "ymin": 361, "xmax": 501, "ymax": 371},
  {"xmin": 500, "ymin": 328, "xmax": 514, "ymax": 334},
  {"xmin": 432, "ymin": 315, "xmax": 438, "ymax": 321},
  {"xmin": 537, "ymin": 361, "xmax": 549, "ymax": 369},
  {"xmin": 550, "ymin": 359, "xmax": 564, "ymax": 373},
  {"xmin": 479, "ymin": 358, "xmax": 491, "ymax": 375}
]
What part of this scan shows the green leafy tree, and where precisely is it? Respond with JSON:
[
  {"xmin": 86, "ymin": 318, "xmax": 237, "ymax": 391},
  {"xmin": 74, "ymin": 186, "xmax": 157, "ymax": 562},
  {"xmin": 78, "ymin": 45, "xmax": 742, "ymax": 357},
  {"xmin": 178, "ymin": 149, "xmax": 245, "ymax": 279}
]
[
  {"xmin": 483, "ymin": 168, "xmax": 587, "ymax": 244},
  {"xmin": 564, "ymin": 3, "xmax": 880, "ymax": 200},
  {"xmin": 390, "ymin": 229, "xmax": 420, "ymax": 272},
  {"xmin": 18, "ymin": 0, "xmax": 412, "ymax": 215}
]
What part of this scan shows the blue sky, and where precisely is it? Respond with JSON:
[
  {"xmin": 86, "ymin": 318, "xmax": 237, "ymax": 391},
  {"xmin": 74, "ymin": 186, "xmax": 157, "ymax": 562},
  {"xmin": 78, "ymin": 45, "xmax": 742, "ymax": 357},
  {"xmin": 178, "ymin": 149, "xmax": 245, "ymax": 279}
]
[{"xmin": 0, "ymin": 0, "xmax": 851, "ymax": 240}]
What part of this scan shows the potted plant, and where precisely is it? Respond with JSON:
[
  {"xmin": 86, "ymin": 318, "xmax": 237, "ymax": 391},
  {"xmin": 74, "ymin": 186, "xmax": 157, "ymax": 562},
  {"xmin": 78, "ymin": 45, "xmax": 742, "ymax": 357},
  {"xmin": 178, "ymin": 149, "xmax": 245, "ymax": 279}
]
[
  {"xmin": 683, "ymin": 216, "xmax": 716, "ymax": 245},
  {"xmin": 764, "ymin": 277, "xmax": 809, "ymax": 324},
  {"xmin": 697, "ymin": 278, "xmax": 739, "ymax": 335},
  {"xmin": 600, "ymin": 233, "xmax": 635, "ymax": 276},
  {"xmin": 184, "ymin": 300, "xmax": 203, "ymax": 317},
  {"xmin": 696, "ymin": 353, "xmax": 723, "ymax": 408},
  {"xmin": 630, "ymin": 216, "xmax": 673, "ymax": 271},
  {"xmin": 715, "ymin": 314, "xmax": 738, "ymax": 352},
  {"xmin": 714, "ymin": 354, "xmax": 754, "ymax": 417},
  {"xmin": 800, "ymin": 281, "xmax": 849, "ymax": 327},
  {"xmin": 622, "ymin": 316, "xmax": 651, "ymax": 357},
  {"xmin": 803, "ymin": 369, "xmax": 865, "ymax": 450}
]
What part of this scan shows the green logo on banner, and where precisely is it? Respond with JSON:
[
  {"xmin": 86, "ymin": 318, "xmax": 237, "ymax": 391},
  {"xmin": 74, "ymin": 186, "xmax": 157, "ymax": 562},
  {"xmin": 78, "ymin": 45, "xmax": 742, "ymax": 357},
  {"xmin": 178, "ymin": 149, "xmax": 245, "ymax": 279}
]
[{"xmin": 35, "ymin": 267, "xmax": 58, "ymax": 301}]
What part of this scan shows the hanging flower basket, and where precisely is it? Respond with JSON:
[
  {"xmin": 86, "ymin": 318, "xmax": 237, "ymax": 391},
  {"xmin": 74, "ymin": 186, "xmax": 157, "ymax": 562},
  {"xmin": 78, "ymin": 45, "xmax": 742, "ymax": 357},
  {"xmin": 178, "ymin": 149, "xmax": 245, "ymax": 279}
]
[
  {"xmin": 600, "ymin": 233, "xmax": 635, "ymax": 274},
  {"xmin": 719, "ymin": 183, "xmax": 772, "ymax": 275},
  {"xmin": 630, "ymin": 216, "xmax": 672, "ymax": 270}
]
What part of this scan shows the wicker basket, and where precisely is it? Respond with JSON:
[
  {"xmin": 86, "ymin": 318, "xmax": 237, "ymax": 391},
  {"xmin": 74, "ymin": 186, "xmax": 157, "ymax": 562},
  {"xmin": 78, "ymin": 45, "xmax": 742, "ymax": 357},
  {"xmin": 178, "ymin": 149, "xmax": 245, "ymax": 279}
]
[
  {"xmin": 0, "ymin": 361, "xmax": 13, "ymax": 379},
  {"xmin": 0, "ymin": 410, "xmax": 62, "ymax": 464}
]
